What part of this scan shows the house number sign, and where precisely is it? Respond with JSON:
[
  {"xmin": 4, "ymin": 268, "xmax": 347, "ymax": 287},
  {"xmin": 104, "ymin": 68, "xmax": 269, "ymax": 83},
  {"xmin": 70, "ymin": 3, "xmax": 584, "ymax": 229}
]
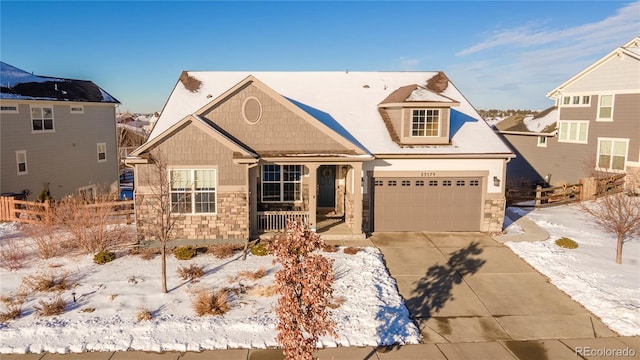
[{"xmin": 420, "ymin": 172, "xmax": 437, "ymax": 177}]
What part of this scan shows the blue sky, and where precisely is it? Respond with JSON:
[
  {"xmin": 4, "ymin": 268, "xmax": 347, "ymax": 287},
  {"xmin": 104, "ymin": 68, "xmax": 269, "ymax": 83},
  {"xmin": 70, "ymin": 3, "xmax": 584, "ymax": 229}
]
[{"xmin": 1, "ymin": 1, "xmax": 638, "ymax": 113}]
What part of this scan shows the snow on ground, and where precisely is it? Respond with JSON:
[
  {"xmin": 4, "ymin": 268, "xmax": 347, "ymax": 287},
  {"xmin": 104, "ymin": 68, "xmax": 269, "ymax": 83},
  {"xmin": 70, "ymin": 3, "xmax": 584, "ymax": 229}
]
[
  {"xmin": 0, "ymin": 224, "xmax": 419, "ymax": 354},
  {"xmin": 505, "ymin": 204, "xmax": 640, "ymax": 336}
]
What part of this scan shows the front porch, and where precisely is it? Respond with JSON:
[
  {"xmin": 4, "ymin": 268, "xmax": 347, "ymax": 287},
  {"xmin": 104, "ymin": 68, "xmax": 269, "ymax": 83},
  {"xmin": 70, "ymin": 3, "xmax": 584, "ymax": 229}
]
[{"xmin": 251, "ymin": 160, "xmax": 366, "ymax": 240}]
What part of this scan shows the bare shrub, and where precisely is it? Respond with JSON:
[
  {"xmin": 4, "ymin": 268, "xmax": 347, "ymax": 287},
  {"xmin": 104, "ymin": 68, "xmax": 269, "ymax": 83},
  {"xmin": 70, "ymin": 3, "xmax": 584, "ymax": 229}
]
[
  {"xmin": 177, "ymin": 264, "xmax": 205, "ymax": 280},
  {"xmin": 55, "ymin": 191, "xmax": 132, "ymax": 254},
  {"xmin": 343, "ymin": 247, "xmax": 361, "ymax": 255},
  {"xmin": 267, "ymin": 220, "xmax": 335, "ymax": 360},
  {"xmin": 21, "ymin": 273, "xmax": 70, "ymax": 292},
  {"xmin": 0, "ymin": 237, "xmax": 28, "ymax": 270},
  {"xmin": 34, "ymin": 297, "xmax": 66, "ymax": 317},
  {"xmin": 129, "ymin": 247, "xmax": 159, "ymax": 260},
  {"xmin": 238, "ymin": 267, "xmax": 267, "ymax": 281},
  {"xmin": 80, "ymin": 307, "xmax": 95, "ymax": 313},
  {"xmin": 23, "ymin": 206, "xmax": 62, "ymax": 259},
  {"xmin": 0, "ymin": 304, "xmax": 21, "ymax": 323},
  {"xmin": 136, "ymin": 307, "xmax": 153, "ymax": 322},
  {"xmin": 192, "ymin": 289, "xmax": 230, "ymax": 316},
  {"xmin": 207, "ymin": 243, "xmax": 243, "ymax": 259},
  {"xmin": 108, "ymin": 294, "xmax": 118, "ymax": 301}
]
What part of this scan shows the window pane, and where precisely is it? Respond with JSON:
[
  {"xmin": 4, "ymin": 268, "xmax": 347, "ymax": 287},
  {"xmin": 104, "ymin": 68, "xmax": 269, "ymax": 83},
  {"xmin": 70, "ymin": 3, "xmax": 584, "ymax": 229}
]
[
  {"xmin": 573, "ymin": 96, "xmax": 580, "ymax": 104},
  {"xmin": 559, "ymin": 123, "xmax": 568, "ymax": 140},
  {"xmin": 612, "ymin": 156, "xmax": 625, "ymax": 170},
  {"xmin": 599, "ymin": 107, "xmax": 612, "ymax": 118},
  {"xmin": 568, "ymin": 123, "xmax": 577, "ymax": 140},
  {"xmin": 612, "ymin": 141, "xmax": 626, "ymax": 156},
  {"xmin": 98, "ymin": 153, "xmax": 106, "ymax": 160},
  {"xmin": 283, "ymin": 165, "xmax": 301, "ymax": 182},
  {"xmin": 262, "ymin": 183, "xmax": 281, "ymax": 201},
  {"xmin": 195, "ymin": 169, "xmax": 215, "ymax": 189},
  {"xmin": 44, "ymin": 119, "xmax": 54, "ymax": 130},
  {"xmin": 43, "ymin": 107, "xmax": 53, "ymax": 118},
  {"xmin": 563, "ymin": 97, "xmax": 570, "ymax": 105},
  {"xmin": 171, "ymin": 192, "xmax": 191, "ymax": 213},
  {"xmin": 32, "ymin": 119, "xmax": 43, "ymax": 131},
  {"xmin": 262, "ymin": 165, "xmax": 280, "ymax": 182},
  {"xmin": 599, "ymin": 140, "xmax": 612, "ymax": 155},
  {"xmin": 283, "ymin": 183, "xmax": 301, "ymax": 201},
  {"xmin": 600, "ymin": 95, "xmax": 612, "ymax": 107},
  {"xmin": 582, "ymin": 96, "xmax": 590, "ymax": 104},
  {"xmin": 171, "ymin": 170, "xmax": 191, "ymax": 189},
  {"xmin": 195, "ymin": 192, "xmax": 216, "ymax": 213},
  {"xmin": 598, "ymin": 155, "xmax": 611, "ymax": 169},
  {"xmin": 31, "ymin": 107, "xmax": 42, "ymax": 118},
  {"xmin": 578, "ymin": 123, "xmax": 587, "ymax": 141},
  {"xmin": 18, "ymin": 163, "xmax": 26, "ymax": 172}
]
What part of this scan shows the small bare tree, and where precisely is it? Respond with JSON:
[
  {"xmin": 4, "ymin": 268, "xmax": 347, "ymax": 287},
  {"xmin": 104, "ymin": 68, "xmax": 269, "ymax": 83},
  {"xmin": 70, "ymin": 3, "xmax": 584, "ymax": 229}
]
[
  {"xmin": 136, "ymin": 150, "xmax": 179, "ymax": 293},
  {"xmin": 580, "ymin": 173, "xmax": 640, "ymax": 264},
  {"xmin": 267, "ymin": 220, "xmax": 335, "ymax": 360}
]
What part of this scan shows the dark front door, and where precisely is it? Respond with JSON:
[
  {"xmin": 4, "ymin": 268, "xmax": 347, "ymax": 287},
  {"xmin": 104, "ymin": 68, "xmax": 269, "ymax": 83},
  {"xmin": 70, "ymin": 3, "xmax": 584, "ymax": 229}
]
[{"xmin": 317, "ymin": 165, "xmax": 336, "ymax": 208}]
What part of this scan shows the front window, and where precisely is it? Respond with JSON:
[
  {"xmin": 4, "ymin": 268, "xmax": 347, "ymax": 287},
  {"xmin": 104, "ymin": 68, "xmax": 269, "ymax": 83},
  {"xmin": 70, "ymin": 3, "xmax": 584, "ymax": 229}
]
[
  {"xmin": 597, "ymin": 138, "xmax": 628, "ymax": 172},
  {"xmin": 31, "ymin": 106, "xmax": 54, "ymax": 132},
  {"xmin": 170, "ymin": 169, "xmax": 217, "ymax": 213},
  {"xmin": 537, "ymin": 136, "xmax": 547, "ymax": 147},
  {"xmin": 597, "ymin": 95, "xmax": 613, "ymax": 120},
  {"xmin": 411, "ymin": 109, "xmax": 439, "ymax": 137},
  {"xmin": 261, "ymin": 164, "xmax": 302, "ymax": 202},
  {"xmin": 558, "ymin": 120, "xmax": 588, "ymax": 143}
]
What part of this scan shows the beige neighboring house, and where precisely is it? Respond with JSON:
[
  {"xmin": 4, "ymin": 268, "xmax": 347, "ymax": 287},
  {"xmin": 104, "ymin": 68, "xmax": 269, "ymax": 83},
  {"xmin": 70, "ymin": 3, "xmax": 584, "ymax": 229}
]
[
  {"xmin": 126, "ymin": 71, "xmax": 513, "ymax": 241},
  {"xmin": 497, "ymin": 37, "xmax": 640, "ymax": 190},
  {"xmin": 0, "ymin": 62, "xmax": 120, "ymax": 200}
]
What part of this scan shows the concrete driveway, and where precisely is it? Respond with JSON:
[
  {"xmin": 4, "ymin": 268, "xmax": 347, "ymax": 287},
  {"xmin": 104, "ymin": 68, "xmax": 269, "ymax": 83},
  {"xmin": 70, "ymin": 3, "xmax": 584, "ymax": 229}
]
[{"xmin": 370, "ymin": 232, "xmax": 624, "ymax": 356}]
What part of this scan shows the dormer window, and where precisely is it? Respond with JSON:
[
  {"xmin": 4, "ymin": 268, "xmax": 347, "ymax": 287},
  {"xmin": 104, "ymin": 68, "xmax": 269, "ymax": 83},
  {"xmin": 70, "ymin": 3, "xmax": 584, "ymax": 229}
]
[{"xmin": 411, "ymin": 109, "xmax": 440, "ymax": 137}]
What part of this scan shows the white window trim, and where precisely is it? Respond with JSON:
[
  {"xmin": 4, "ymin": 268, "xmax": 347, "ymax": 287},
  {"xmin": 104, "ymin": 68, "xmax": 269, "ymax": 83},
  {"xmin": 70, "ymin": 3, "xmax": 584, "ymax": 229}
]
[
  {"xmin": 1, "ymin": 104, "xmax": 19, "ymax": 113},
  {"xmin": 97, "ymin": 142, "xmax": 107, "ymax": 163},
  {"xmin": 70, "ymin": 105, "xmax": 84, "ymax": 114},
  {"xmin": 558, "ymin": 120, "xmax": 589, "ymax": 144},
  {"xmin": 30, "ymin": 105, "xmax": 55, "ymax": 133},
  {"xmin": 16, "ymin": 150, "xmax": 28, "ymax": 175},
  {"xmin": 410, "ymin": 108, "xmax": 441, "ymax": 137},
  {"xmin": 560, "ymin": 94, "xmax": 591, "ymax": 107},
  {"xmin": 261, "ymin": 164, "xmax": 303, "ymax": 203},
  {"xmin": 596, "ymin": 94, "xmax": 615, "ymax": 122},
  {"xmin": 537, "ymin": 136, "xmax": 547, "ymax": 148},
  {"xmin": 596, "ymin": 137, "xmax": 629, "ymax": 173},
  {"xmin": 169, "ymin": 168, "xmax": 218, "ymax": 215}
]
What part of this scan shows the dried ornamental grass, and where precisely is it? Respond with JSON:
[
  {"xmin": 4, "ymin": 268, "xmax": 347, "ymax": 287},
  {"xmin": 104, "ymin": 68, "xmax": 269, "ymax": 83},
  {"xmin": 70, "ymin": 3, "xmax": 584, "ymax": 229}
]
[
  {"xmin": 0, "ymin": 304, "xmax": 22, "ymax": 323},
  {"xmin": 343, "ymin": 247, "xmax": 361, "ymax": 255},
  {"xmin": 237, "ymin": 267, "xmax": 267, "ymax": 281},
  {"xmin": 0, "ymin": 237, "xmax": 28, "ymax": 270},
  {"xmin": 136, "ymin": 307, "xmax": 153, "ymax": 322},
  {"xmin": 207, "ymin": 243, "xmax": 243, "ymax": 259},
  {"xmin": 34, "ymin": 297, "xmax": 66, "ymax": 317},
  {"xmin": 192, "ymin": 289, "xmax": 230, "ymax": 316},
  {"xmin": 22, "ymin": 273, "xmax": 70, "ymax": 292},
  {"xmin": 177, "ymin": 264, "xmax": 205, "ymax": 280}
]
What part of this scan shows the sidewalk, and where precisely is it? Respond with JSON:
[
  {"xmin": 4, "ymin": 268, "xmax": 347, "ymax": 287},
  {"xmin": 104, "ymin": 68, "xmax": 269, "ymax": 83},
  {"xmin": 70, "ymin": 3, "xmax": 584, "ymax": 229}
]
[{"xmin": 493, "ymin": 207, "xmax": 549, "ymax": 243}]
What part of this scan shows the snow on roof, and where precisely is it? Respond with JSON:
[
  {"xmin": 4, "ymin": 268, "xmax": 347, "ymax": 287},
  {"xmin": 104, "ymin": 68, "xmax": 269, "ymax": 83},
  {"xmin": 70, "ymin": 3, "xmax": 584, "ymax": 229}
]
[
  {"xmin": 524, "ymin": 107, "xmax": 558, "ymax": 133},
  {"xmin": 0, "ymin": 62, "xmax": 119, "ymax": 103},
  {"xmin": 406, "ymin": 87, "xmax": 457, "ymax": 103},
  {"xmin": 150, "ymin": 71, "xmax": 512, "ymax": 156}
]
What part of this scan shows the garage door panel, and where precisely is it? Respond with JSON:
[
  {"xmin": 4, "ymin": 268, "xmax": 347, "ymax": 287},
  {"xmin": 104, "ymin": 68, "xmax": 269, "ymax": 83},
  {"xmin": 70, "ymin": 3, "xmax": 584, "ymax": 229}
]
[{"xmin": 373, "ymin": 176, "xmax": 482, "ymax": 232}]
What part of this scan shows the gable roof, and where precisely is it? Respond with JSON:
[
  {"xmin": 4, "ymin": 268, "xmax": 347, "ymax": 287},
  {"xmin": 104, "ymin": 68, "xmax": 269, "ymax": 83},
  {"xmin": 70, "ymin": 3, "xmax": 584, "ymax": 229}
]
[
  {"xmin": 0, "ymin": 62, "xmax": 119, "ymax": 103},
  {"xmin": 148, "ymin": 71, "xmax": 512, "ymax": 156},
  {"xmin": 547, "ymin": 36, "xmax": 640, "ymax": 99},
  {"xmin": 495, "ymin": 107, "xmax": 558, "ymax": 135}
]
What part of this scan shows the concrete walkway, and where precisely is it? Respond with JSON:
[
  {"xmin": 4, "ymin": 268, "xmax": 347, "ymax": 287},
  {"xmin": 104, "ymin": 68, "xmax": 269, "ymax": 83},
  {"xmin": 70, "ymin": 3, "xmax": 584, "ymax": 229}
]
[{"xmin": 493, "ymin": 207, "xmax": 549, "ymax": 243}]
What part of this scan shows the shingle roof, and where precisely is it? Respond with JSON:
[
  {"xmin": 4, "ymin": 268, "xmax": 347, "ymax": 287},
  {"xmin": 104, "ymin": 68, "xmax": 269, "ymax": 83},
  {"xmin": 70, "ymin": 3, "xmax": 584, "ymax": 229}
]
[{"xmin": 0, "ymin": 62, "xmax": 119, "ymax": 103}]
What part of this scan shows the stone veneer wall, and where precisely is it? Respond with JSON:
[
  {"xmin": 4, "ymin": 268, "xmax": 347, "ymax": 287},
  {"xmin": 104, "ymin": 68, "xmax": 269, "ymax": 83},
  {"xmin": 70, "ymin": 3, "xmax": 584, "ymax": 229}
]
[
  {"xmin": 136, "ymin": 192, "xmax": 248, "ymax": 241},
  {"xmin": 482, "ymin": 198, "xmax": 506, "ymax": 233}
]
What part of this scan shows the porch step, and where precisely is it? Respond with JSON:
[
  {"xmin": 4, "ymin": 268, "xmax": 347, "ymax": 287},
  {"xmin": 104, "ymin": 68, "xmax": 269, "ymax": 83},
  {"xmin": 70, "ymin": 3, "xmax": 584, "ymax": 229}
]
[{"xmin": 258, "ymin": 232, "xmax": 367, "ymax": 241}]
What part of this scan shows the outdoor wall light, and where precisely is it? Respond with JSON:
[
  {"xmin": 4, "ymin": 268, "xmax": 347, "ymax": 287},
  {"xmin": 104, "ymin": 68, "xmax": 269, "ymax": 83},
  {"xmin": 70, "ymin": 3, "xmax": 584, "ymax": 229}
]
[{"xmin": 493, "ymin": 176, "xmax": 501, "ymax": 187}]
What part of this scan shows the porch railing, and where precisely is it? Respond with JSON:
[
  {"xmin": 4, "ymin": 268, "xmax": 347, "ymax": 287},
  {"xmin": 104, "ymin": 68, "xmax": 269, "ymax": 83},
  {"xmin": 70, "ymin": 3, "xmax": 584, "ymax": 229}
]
[{"xmin": 257, "ymin": 211, "xmax": 309, "ymax": 232}]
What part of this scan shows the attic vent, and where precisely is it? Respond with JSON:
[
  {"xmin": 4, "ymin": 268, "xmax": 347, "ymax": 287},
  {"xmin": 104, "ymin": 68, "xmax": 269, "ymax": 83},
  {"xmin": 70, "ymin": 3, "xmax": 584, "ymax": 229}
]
[
  {"xmin": 426, "ymin": 71, "xmax": 449, "ymax": 93},
  {"xmin": 179, "ymin": 71, "xmax": 202, "ymax": 93},
  {"xmin": 242, "ymin": 97, "xmax": 262, "ymax": 124}
]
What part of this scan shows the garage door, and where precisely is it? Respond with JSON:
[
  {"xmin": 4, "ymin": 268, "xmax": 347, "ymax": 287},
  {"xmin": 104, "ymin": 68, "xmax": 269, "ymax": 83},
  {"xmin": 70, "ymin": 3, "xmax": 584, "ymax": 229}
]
[{"xmin": 372, "ymin": 177, "xmax": 482, "ymax": 231}]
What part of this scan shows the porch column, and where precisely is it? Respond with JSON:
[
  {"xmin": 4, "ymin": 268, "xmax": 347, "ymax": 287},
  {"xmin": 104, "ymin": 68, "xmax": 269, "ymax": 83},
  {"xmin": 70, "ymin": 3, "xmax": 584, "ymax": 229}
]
[
  {"xmin": 307, "ymin": 163, "xmax": 319, "ymax": 231},
  {"xmin": 351, "ymin": 161, "xmax": 363, "ymax": 234},
  {"xmin": 248, "ymin": 164, "xmax": 258, "ymax": 237}
]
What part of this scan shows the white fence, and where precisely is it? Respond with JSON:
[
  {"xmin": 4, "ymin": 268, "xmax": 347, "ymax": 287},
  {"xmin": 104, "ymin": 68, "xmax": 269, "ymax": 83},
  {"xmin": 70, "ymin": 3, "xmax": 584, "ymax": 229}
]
[{"xmin": 256, "ymin": 211, "xmax": 309, "ymax": 232}]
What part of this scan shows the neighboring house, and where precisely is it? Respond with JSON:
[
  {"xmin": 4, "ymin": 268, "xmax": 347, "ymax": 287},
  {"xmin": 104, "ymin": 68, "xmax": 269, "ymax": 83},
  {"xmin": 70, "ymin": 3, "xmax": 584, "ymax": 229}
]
[
  {"xmin": 497, "ymin": 37, "xmax": 640, "ymax": 190},
  {"xmin": 126, "ymin": 71, "xmax": 513, "ymax": 241},
  {"xmin": 0, "ymin": 62, "xmax": 120, "ymax": 200}
]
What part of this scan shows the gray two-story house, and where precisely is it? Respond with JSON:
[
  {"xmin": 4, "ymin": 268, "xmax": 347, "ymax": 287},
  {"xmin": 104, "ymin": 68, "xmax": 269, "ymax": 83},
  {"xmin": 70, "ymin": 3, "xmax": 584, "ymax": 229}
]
[
  {"xmin": 497, "ymin": 37, "xmax": 640, "ymax": 191},
  {"xmin": 0, "ymin": 62, "xmax": 120, "ymax": 200}
]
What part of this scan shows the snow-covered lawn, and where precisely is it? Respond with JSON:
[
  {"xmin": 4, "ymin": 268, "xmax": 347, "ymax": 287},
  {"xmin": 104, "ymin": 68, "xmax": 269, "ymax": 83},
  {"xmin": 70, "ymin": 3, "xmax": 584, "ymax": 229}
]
[
  {"xmin": 505, "ymin": 204, "xmax": 640, "ymax": 336},
  {"xmin": 0, "ymin": 223, "xmax": 420, "ymax": 354}
]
